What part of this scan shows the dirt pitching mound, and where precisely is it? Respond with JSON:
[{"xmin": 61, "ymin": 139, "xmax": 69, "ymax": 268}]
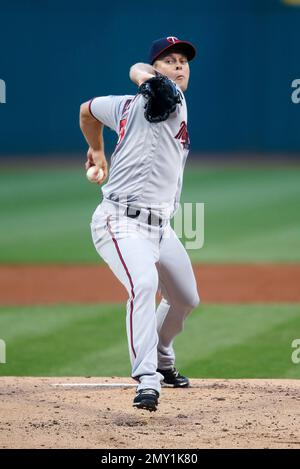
[{"xmin": 0, "ymin": 377, "xmax": 299, "ymax": 449}]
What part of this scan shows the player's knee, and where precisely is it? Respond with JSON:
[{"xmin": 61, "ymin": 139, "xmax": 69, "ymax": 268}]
[
  {"xmin": 190, "ymin": 291, "xmax": 200, "ymax": 309},
  {"xmin": 182, "ymin": 291, "xmax": 200, "ymax": 312}
]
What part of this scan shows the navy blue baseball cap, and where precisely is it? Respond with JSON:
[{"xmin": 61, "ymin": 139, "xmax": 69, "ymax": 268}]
[{"xmin": 149, "ymin": 36, "xmax": 196, "ymax": 65}]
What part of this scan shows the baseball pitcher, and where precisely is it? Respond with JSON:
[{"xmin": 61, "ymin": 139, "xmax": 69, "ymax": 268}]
[{"xmin": 79, "ymin": 36, "xmax": 200, "ymax": 412}]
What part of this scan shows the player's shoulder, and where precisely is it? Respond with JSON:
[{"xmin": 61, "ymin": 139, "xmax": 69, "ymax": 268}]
[
  {"xmin": 107, "ymin": 94, "xmax": 135, "ymax": 101},
  {"xmin": 111, "ymin": 94, "xmax": 136, "ymax": 109},
  {"xmin": 94, "ymin": 94, "xmax": 135, "ymax": 105}
]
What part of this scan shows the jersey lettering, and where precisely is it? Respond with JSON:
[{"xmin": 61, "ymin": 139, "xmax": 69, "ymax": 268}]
[
  {"xmin": 115, "ymin": 95, "xmax": 139, "ymax": 150},
  {"xmin": 175, "ymin": 121, "xmax": 190, "ymax": 150},
  {"xmin": 116, "ymin": 99, "xmax": 132, "ymax": 149}
]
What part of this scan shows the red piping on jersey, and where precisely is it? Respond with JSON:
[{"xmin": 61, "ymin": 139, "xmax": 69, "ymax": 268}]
[
  {"xmin": 88, "ymin": 98, "xmax": 100, "ymax": 122},
  {"xmin": 106, "ymin": 216, "xmax": 136, "ymax": 359}
]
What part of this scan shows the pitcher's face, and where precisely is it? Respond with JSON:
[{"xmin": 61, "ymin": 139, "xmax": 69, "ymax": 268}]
[{"xmin": 153, "ymin": 51, "xmax": 190, "ymax": 91}]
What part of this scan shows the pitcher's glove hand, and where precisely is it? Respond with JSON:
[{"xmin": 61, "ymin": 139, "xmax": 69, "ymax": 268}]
[{"xmin": 138, "ymin": 74, "xmax": 182, "ymax": 123}]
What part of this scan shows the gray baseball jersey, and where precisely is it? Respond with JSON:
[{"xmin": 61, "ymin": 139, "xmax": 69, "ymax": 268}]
[{"xmin": 89, "ymin": 84, "xmax": 190, "ymax": 219}]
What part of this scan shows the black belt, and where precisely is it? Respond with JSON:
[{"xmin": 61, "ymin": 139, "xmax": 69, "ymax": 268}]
[{"xmin": 125, "ymin": 206, "xmax": 163, "ymax": 227}]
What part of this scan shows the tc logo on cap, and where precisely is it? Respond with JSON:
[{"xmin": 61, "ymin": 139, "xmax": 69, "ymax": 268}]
[{"xmin": 167, "ymin": 36, "xmax": 179, "ymax": 44}]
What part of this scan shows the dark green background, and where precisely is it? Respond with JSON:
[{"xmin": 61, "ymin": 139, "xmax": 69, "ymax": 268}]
[{"xmin": 0, "ymin": 164, "xmax": 299, "ymax": 263}]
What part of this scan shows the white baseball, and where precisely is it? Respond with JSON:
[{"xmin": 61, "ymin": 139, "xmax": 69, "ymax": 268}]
[{"xmin": 86, "ymin": 166, "xmax": 104, "ymax": 183}]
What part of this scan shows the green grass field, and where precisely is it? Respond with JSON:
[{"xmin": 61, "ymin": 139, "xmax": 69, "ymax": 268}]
[
  {"xmin": 0, "ymin": 303, "xmax": 299, "ymax": 378},
  {"xmin": 1, "ymin": 164, "xmax": 299, "ymax": 380},
  {"xmin": 0, "ymin": 164, "xmax": 299, "ymax": 263}
]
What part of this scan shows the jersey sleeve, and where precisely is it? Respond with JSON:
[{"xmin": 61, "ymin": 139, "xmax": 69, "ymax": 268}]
[{"xmin": 89, "ymin": 95, "xmax": 128, "ymax": 133}]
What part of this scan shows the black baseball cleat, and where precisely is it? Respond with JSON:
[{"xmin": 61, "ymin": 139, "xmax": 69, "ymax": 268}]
[
  {"xmin": 157, "ymin": 367, "xmax": 190, "ymax": 388},
  {"xmin": 133, "ymin": 388, "xmax": 159, "ymax": 412}
]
